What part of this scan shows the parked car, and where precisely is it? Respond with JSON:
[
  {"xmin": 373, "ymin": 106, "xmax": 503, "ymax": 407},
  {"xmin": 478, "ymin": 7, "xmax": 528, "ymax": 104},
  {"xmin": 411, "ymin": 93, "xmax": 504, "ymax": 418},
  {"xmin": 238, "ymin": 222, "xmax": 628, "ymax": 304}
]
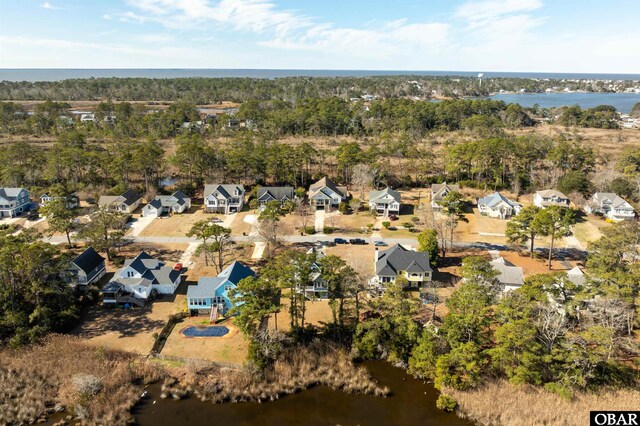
[
  {"xmin": 210, "ymin": 217, "xmax": 222, "ymax": 224},
  {"xmin": 173, "ymin": 263, "xmax": 183, "ymax": 272},
  {"xmin": 374, "ymin": 241, "xmax": 388, "ymax": 247},
  {"xmin": 334, "ymin": 238, "xmax": 348, "ymax": 244},
  {"xmin": 389, "ymin": 214, "xmax": 399, "ymax": 221},
  {"xmin": 349, "ymin": 238, "xmax": 368, "ymax": 245},
  {"xmin": 27, "ymin": 209, "xmax": 40, "ymax": 220}
]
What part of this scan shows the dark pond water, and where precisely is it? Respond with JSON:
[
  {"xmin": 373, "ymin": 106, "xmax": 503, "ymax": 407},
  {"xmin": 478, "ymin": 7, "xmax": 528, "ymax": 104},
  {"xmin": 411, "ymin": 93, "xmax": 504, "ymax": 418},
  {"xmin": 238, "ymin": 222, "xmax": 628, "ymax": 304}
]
[{"xmin": 133, "ymin": 361, "xmax": 473, "ymax": 426}]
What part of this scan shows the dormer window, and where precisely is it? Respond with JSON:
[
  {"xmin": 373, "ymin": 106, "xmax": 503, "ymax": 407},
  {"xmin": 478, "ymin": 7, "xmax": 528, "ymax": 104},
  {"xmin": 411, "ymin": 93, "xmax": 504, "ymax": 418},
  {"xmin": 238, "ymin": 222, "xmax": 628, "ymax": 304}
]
[{"xmin": 234, "ymin": 188, "xmax": 241, "ymax": 196}]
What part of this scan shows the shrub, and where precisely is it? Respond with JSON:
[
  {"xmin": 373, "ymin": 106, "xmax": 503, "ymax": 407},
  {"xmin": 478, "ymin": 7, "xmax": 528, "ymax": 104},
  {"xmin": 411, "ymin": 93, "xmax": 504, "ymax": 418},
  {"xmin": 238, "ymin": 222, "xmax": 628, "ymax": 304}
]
[
  {"xmin": 436, "ymin": 394, "xmax": 458, "ymax": 412},
  {"xmin": 382, "ymin": 221, "xmax": 391, "ymax": 229},
  {"xmin": 323, "ymin": 226, "xmax": 335, "ymax": 234},
  {"xmin": 303, "ymin": 226, "xmax": 316, "ymax": 234},
  {"xmin": 338, "ymin": 202, "xmax": 349, "ymax": 214},
  {"xmin": 72, "ymin": 373, "xmax": 103, "ymax": 398}
]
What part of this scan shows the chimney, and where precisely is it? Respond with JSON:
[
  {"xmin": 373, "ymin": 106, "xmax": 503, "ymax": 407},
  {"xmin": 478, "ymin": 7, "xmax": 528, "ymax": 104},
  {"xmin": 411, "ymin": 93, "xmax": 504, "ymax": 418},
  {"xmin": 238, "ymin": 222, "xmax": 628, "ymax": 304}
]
[{"xmin": 374, "ymin": 247, "xmax": 379, "ymax": 263}]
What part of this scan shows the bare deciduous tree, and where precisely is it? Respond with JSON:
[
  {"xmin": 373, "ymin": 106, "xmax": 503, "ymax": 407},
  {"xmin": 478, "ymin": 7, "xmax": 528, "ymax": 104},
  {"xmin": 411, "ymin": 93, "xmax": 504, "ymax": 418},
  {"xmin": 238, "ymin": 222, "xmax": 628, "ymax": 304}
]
[{"xmin": 351, "ymin": 163, "xmax": 377, "ymax": 199}]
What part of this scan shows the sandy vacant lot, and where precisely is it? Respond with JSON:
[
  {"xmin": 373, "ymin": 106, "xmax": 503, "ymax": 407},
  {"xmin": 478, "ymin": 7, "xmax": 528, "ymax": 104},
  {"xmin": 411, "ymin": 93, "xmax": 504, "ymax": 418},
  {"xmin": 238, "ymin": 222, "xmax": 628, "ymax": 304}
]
[
  {"xmin": 139, "ymin": 208, "xmax": 228, "ymax": 237},
  {"xmin": 499, "ymin": 251, "xmax": 579, "ymax": 276},
  {"xmin": 267, "ymin": 298, "xmax": 334, "ymax": 331},
  {"xmin": 324, "ymin": 243, "xmax": 375, "ymax": 276},
  {"xmin": 161, "ymin": 317, "xmax": 248, "ymax": 365}
]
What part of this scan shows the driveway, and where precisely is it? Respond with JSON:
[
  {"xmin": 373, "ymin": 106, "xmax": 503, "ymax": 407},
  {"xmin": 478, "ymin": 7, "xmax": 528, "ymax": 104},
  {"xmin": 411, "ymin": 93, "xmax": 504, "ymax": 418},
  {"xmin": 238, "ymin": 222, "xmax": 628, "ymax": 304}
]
[
  {"xmin": 315, "ymin": 210, "xmax": 326, "ymax": 233},
  {"xmin": 129, "ymin": 215, "xmax": 156, "ymax": 237}
]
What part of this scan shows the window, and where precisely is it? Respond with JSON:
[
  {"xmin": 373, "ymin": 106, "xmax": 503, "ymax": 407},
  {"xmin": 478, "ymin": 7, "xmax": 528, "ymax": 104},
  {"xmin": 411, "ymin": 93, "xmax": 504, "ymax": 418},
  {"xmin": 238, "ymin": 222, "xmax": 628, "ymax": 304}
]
[{"xmin": 224, "ymin": 285, "xmax": 232, "ymax": 292}]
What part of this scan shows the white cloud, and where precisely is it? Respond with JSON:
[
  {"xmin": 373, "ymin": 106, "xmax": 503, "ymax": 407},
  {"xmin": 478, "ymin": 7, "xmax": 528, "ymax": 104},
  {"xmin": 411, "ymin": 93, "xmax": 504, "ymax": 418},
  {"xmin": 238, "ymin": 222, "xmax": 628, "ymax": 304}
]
[
  {"xmin": 455, "ymin": 0, "xmax": 543, "ymax": 22},
  {"xmin": 41, "ymin": 2, "xmax": 63, "ymax": 10},
  {"xmin": 103, "ymin": 14, "xmax": 112, "ymax": 20}
]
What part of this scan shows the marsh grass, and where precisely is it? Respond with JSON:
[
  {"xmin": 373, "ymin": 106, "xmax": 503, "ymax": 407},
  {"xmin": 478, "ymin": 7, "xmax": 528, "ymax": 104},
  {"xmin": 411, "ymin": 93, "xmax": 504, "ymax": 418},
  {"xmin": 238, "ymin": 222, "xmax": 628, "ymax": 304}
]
[
  {"xmin": 0, "ymin": 335, "xmax": 164, "ymax": 425},
  {"xmin": 447, "ymin": 380, "xmax": 640, "ymax": 426}
]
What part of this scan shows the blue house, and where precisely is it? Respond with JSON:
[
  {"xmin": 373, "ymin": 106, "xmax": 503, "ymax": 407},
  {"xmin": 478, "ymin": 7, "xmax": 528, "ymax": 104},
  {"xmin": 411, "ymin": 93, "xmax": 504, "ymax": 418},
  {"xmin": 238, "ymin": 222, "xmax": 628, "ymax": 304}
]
[{"xmin": 187, "ymin": 261, "xmax": 255, "ymax": 316}]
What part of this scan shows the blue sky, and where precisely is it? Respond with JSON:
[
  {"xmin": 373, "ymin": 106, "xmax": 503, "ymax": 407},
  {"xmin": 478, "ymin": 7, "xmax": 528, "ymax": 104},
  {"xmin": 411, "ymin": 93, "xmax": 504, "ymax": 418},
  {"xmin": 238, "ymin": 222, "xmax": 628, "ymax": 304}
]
[{"xmin": 0, "ymin": 0, "xmax": 639, "ymax": 72}]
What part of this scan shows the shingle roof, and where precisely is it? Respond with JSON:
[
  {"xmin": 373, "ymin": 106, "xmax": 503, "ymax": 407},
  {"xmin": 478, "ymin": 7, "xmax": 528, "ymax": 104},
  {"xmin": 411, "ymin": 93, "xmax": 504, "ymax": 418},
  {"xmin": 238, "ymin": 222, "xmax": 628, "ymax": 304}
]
[
  {"xmin": 218, "ymin": 261, "xmax": 255, "ymax": 285},
  {"xmin": 143, "ymin": 267, "xmax": 181, "ymax": 285},
  {"xmin": 308, "ymin": 177, "xmax": 346, "ymax": 199},
  {"xmin": 478, "ymin": 192, "xmax": 519, "ymax": 209},
  {"xmin": 257, "ymin": 186, "xmax": 295, "ymax": 202},
  {"xmin": 124, "ymin": 251, "xmax": 161, "ymax": 274},
  {"xmin": 375, "ymin": 244, "xmax": 432, "ymax": 276},
  {"xmin": 120, "ymin": 189, "xmax": 142, "ymax": 206},
  {"xmin": 187, "ymin": 277, "xmax": 226, "ymax": 299},
  {"xmin": 592, "ymin": 193, "xmax": 634, "ymax": 210},
  {"xmin": 204, "ymin": 184, "xmax": 244, "ymax": 199},
  {"xmin": 431, "ymin": 183, "xmax": 459, "ymax": 201},
  {"xmin": 369, "ymin": 188, "xmax": 401, "ymax": 204},
  {"xmin": 536, "ymin": 189, "xmax": 568, "ymax": 199},
  {"xmin": 71, "ymin": 247, "xmax": 105, "ymax": 274},
  {"xmin": 0, "ymin": 187, "xmax": 27, "ymax": 201},
  {"xmin": 566, "ymin": 266, "xmax": 585, "ymax": 286},
  {"xmin": 491, "ymin": 257, "xmax": 524, "ymax": 286}
]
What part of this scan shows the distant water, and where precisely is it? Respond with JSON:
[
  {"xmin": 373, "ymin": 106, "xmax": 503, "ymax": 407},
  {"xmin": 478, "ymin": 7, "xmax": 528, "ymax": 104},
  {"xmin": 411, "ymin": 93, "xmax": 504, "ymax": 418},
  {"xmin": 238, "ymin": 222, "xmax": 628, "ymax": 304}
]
[
  {"xmin": 489, "ymin": 93, "xmax": 640, "ymax": 113},
  {"xmin": 1, "ymin": 69, "xmax": 640, "ymax": 82}
]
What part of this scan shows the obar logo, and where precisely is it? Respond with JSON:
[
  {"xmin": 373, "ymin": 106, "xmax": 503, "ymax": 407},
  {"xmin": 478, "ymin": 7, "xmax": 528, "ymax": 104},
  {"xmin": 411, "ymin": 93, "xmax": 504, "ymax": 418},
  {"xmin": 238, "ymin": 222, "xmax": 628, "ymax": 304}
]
[{"xmin": 591, "ymin": 412, "xmax": 639, "ymax": 426}]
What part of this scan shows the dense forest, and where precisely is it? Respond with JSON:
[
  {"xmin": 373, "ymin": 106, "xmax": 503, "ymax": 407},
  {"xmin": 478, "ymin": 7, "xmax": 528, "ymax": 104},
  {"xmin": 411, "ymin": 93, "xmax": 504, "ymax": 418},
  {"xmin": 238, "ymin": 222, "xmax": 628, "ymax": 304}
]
[{"xmin": 1, "ymin": 75, "xmax": 638, "ymax": 103}]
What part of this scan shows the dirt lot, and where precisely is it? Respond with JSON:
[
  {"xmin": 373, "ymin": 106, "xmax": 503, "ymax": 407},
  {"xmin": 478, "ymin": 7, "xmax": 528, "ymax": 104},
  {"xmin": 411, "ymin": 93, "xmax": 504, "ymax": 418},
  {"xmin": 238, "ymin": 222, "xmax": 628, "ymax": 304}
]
[
  {"xmin": 266, "ymin": 298, "xmax": 334, "ymax": 331},
  {"xmin": 328, "ymin": 211, "xmax": 375, "ymax": 234},
  {"xmin": 161, "ymin": 317, "xmax": 248, "ymax": 365},
  {"xmin": 499, "ymin": 251, "xmax": 578, "ymax": 275},
  {"xmin": 324, "ymin": 243, "xmax": 375, "ymax": 276},
  {"xmin": 139, "ymin": 207, "xmax": 227, "ymax": 237}
]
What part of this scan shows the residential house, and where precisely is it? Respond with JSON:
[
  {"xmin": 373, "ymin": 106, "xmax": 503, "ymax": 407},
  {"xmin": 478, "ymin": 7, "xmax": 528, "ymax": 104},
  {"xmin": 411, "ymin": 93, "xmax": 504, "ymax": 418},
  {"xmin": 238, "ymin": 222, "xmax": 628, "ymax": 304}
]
[
  {"xmin": 308, "ymin": 177, "xmax": 347, "ymax": 210},
  {"xmin": 40, "ymin": 192, "xmax": 80, "ymax": 209},
  {"xmin": 142, "ymin": 191, "xmax": 191, "ymax": 218},
  {"xmin": 64, "ymin": 247, "xmax": 106, "ymax": 288},
  {"xmin": 187, "ymin": 261, "xmax": 256, "ymax": 316},
  {"xmin": 100, "ymin": 251, "xmax": 181, "ymax": 305},
  {"xmin": 80, "ymin": 113, "xmax": 95, "ymax": 122},
  {"xmin": 369, "ymin": 188, "xmax": 401, "ymax": 217},
  {"xmin": 477, "ymin": 192, "xmax": 521, "ymax": 219},
  {"xmin": 566, "ymin": 266, "xmax": 585, "ymax": 286},
  {"xmin": 431, "ymin": 183, "xmax": 460, "ymax": 208},
  {"xmin": 533, "ymin": 190, "xmax": 570, "ymax": 209},
  {"xmin": 0, "ymin": 187, "xmax": 31, "ymax": 218},
  {"xmin": 374, "ymin": 244, "xmax": 432, "ymax": 288},
  {"xmin": 491, "ymin": 257, "xmax": 525, "ymax": 292},
  {"xmin": 204, "ymin": 184, "xmax": 245, "ymax": 215},
  {"xmin": 257, "ymin": 186, "xmax": 295, "ymax": 210},
  {"xmin": 586, "ymin": 192, "xmax": 635, "ymax": 221},
  {"xmin": 301, "ymin": 248, "xmax": 328, "ymax": 299},
  {"xmin": 98, "ymin": 189, "xmax": 142, "ymax": 213}
]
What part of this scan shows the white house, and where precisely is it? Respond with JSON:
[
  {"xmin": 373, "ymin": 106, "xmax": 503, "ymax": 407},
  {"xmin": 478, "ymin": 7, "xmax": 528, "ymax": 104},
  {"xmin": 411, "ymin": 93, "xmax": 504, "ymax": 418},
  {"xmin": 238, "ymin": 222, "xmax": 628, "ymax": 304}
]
[
  {"xmin": 431, "ymin": 183, "xmax": 460, "ymax": 208},
  {"xmin": 374, "ymin": 244, "xmax": 432, "ymax": 288},
  {"xmin": 533, "ymin": 190, "xmax": 570, "ymax": 209},
  {"xmin": 0, "ymin": 187, "xmax": 31, "ymax": 218},
  {"xmin": 477, "ymin": 192, "xmax": 521, "ymax": 219},
  {"xmin": 308, "ymin": 177, "xmax": 347, "ymax": 210},
  {"xmin": 586, "ymin": 193, "xmax": 635, "ymax": 221},
  {"xmin": 142, "ymin": 191, "xmax": 191, "ymax": 218},
  {"xmin": 40, "ymin": 192, "xmax": 79, "ymax": 209},
  {"xmin": 98, "ymin": 189, "xmax": 142, "ymax": 214},
  {"xmin": 369, "ymin": 188, "xmax": 401, "ymax": 217},
  {"xmin": 491, "ymin": 257, "xmax": 525, "ymax": 292},
  {"xmin": 204, "ymin": 184, "xmax": 245, "ymax": 215},
  {"xmin": 100, "ymin": 251, "xmax": 181, "ymax": 304}
]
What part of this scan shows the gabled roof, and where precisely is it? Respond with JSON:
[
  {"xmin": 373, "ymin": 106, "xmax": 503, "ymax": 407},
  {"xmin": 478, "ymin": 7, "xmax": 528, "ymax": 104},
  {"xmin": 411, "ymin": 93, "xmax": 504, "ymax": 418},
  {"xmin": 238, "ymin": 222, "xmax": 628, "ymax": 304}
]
[
  {"xmin": 490, "ymin": 257, "xmax": 524, "ymax": 286},
  {"xmin": 0, "ymin": 187, "xmax": 28, "ymax": 201},
  {"xmin": 124, "ymin": 251, "xmax": 162, "ymax": 274},
  {"xmin": 369, "ymin": 187, "xmax": 401, "ymax": 204},
  {"xmin": 71, "ymin": 247, "xmax": 105, "ymax": 274},
  {"xmin": 188, "ymin": 277, "xmax": 226, "ymax": 298},
  {"xmin": 566, "ymin": 266, "xmax": 585, "ymax": 286},
  {"xmin": 592, "ymin": 193, "xmax": 634, "ymax": 210},
  {"xmin": 478, "ymin": 192, "xmax": 519, "ymax": 209},
  {"xmin": 257, "ymin": 186, "xmax": 295, "ymax": 202},
  {"xmin": 308, "ymin": 177, "xmax": 346, "ymax": 199},
  {"xmin": 218, "ymin": 261, "xmax": 256, "ymax": 285},
  {"xmin": 536, "ymin": 189, "xmax": 568, "ymax": 199},
  {"xmin": 431, "ymin": 183, "xmax": 459, "ymax": 201},
  {"xmin": 119, "ymin": 189, "xmax": 142, "ymax": 206},
  {"xmin": 146, "ymin": 191, "xmax": 191, "ymax": 210},
  {"xmin": 204, "ymin": 184, "xmax": 245, "ymax": 199},
  {"xmin": 375, "ymin": 244, "xmax": 432, "ymax": 276},
  {"xmin": 143, "ymin": 267, "xmax": 181, "ymax": 285}
]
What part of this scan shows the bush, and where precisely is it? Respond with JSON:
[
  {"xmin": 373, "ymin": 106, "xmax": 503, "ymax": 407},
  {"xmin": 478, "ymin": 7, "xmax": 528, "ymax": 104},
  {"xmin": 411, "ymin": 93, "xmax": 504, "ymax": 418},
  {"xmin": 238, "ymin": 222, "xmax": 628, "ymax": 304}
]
[
  {"xmin": 323, "ymin": 226, "xmax": 335, "ymax": 234},
  {"xmin": 436, "ymin": 394, "xmax": 458, "ymax": 412},
  {"xmin": 303, "ymin": 226, "xmax": 316, "ymax": 234},
  {"xmin": 382, "ymin": 221, "xmax": 391, "ymax": 229},
  {"xmin": 338, "ymin": 202, "xmax": 349, "ymax": 214},
  {"xmin": 72, "ymin": 373, "xmax": 103, "ymax": 398}
]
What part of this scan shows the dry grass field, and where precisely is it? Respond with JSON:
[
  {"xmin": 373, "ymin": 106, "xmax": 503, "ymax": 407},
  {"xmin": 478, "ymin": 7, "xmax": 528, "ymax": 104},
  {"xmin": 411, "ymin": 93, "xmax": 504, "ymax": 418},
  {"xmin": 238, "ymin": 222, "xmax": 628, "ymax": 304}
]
[
  {"xmin": 139, "ymin": 207, "xmax": 227, "ymax": 237},
  {"xmin": 266, "ymin": 298, "xmax": 334, "ymax": 331}
]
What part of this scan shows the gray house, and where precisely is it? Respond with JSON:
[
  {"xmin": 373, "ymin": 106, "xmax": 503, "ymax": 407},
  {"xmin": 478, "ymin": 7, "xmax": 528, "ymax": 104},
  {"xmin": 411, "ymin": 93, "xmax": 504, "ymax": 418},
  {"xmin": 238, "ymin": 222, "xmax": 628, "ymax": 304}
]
[
  {"xmin": 478, "ymin": 192, "xmax": 521, "ymax": 219},
  {"xmin": 204, "ymin": 184, "xmax": 245, "ymax": 215},
  {"xmin": 65, "ymin": 247, "xmax": 106, "ymax": 288},
  {"xmin": 374, "ymin": 244, "xmax": 432, "ymax": 288},
  {"xmin": 0, "ymin": 187, "xmax": 31, "ymax": 218},
  {"xmin": 257, "ymin": 186, "xmax": 295, "ymax": 210},
  {"xmin": 308, "ymin": 177, "xmax": 347, "ymax": 210},
  {"xmin": 491, "ymin": 257, "xmax": 525, "ymax": 292},
  {"xmin": 303, "ymin": 248, "xmax": 328, "ymax": 299},
  {"xmin": 142, "ymin": 191, "xmax": 191, "ymax": 218},
  {"xmin": 98, "ymin": 189, "xmax": 142, "ymax": 213},
  {"xmin": 369, "ymin": 188, "xmax": 401, "ymax": 217},
  {"xmin": 431, "ymin": 183, "xmax": 460, "ymax": 208}
]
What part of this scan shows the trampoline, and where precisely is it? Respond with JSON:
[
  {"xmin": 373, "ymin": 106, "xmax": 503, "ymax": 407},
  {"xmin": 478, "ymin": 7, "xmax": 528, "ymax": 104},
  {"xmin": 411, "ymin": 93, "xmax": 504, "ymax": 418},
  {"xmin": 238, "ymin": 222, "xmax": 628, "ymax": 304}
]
[{"xmin": 182, "ymin": 325, "xmax": 230, "ymax": 337}]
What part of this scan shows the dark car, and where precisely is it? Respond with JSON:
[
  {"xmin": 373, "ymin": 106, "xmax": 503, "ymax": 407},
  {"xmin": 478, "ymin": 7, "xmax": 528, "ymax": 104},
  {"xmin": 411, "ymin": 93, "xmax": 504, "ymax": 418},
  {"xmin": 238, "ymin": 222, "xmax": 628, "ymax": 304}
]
[
  {"xmin": 349, "ymin": 238, "xmax": 368, "ymax": 245},
  {"xmin": 27, "ymin": 209, "xmax": 40, "ymax": 220},
  {"xmin": 389, "ymin": 214, "xmax": 399, "ymax": 221},
  {"xmin": 334, "ymin": 238, "xmax": 348, "ymax": 244}
]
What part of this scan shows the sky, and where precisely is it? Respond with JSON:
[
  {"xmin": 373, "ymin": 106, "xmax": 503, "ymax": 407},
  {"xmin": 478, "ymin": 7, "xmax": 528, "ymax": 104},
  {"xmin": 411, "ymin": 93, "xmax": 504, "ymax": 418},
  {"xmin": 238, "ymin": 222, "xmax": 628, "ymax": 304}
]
[{"xmin": 0, "ymin": 0, "xmax": 639, "ymax": 72}]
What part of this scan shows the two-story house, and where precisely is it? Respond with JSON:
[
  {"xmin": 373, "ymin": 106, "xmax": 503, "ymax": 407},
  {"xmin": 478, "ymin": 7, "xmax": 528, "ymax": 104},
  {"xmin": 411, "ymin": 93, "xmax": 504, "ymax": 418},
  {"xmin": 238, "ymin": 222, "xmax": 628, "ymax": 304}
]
[
  {"xmin": 477, "ymin": 192, "xmax": 521, "ymax": 219},
  {"xmin": 40, "ymin": 192, "xmax": 80, "ymax": 209},
  {"xmin": 308, "ymin": 177, "xmax": 347, "ymax": 210},
  {"xmin": 374, "ymin": 244, "xmax": 432, "ymax": 288},
  {"xmin": 98, "ymin": 189, "xmax": 143, "ymax": 213},
  {"xmin": 491, "ymin": 257, "xmax": 525, "ymax": 292},
  {"xmin": 187, "ymin": 261, "xmax": 256, "ymax": 317},
  {"xmin": 369, "ymin": 188, "xmax": 401, "ymax": 217},
  {"xmin": 586, "ymin": 192, "xmax": 635, "ymax": 221},
  {"xmin": 142, "ymin": 191, "xmax": 191, "ymax": 218},
  {"xmin": 431, "ymin": 183, "xmax": 460, "ymax": 209},
  {"xmin": 256, "ymin": 186, "xmax": 295, "ymax": 210},
  {"xmin": 64, "ymin": 247, "xmax": 106, "ymax": 289},
  {"xmin": 100, "ymin": 251, "xmax": 181, "ymax": 305},
  {"xmin": 204, "ymin": 184, "xmax": 245, "ymax": 214},
  {"xmin": 0, "ymin": 187, "xmax": 31, "ymax": 218},
  {"xmin": 533, "ymin": 190, "xmax": 570, "ymax": 209}
]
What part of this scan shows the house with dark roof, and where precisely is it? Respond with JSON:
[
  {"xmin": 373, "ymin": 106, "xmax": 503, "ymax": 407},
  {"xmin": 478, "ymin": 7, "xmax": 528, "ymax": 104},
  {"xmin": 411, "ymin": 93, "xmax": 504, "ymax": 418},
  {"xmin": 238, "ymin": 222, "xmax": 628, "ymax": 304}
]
[
  {"xmin": 478, "ymin": 192, "xmax": 521, "ymax": 219},
  {"xmin": 257, "ymin": 186, "xmax": 295, "ymax": 210},
  {"xmin": 431, "ymin": 183, "xmax": 460, "ymax": 208},
  {"xmin": 204, "ymin": 184, "xmax": 245, "ymax": 214},
  {"xmin": 187, "ymin": 261, "xmax": 256, "ymax": 316},
  {"xmin": 586, "ymin": 192, "xmax": 635, "ymax": 221},
  {"xmin": 142, "ymin": 191, "xmax": 191, "ymax": 218},
  {"xmin": 302, "ymin": 247, "xmax": 328, "ymax": 298},
  {"xmin": 491, "ymin": 257, "xmax": 525, "ymax": 292},
  {"xmin": 374, "ymin": 244, "xmax": 432, "ymax": 288},
  {"xmin": 369, "ymin": 188, "xmax": 401, "ymax": 217},
  {"xmin": 0, "ymin": 187, "xmax": 31, "ymax": 218},
  {"xmin": 533, "ymin": 189, "xmax": 570, "ymax": 209},
  {"xmin": 64, "ymin": 247, "xmax": 106, "ymax": 288},
  {"xmin": 98, "ymin": 189, "xmax": 142, "ymax": 213},
  {"xmin": 100, "ymin": 251, "xmax": 181, "ymax": 304},
  {"xmin": 308, "ymin": 177, "xmax": 347, "ymax": 210}
]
